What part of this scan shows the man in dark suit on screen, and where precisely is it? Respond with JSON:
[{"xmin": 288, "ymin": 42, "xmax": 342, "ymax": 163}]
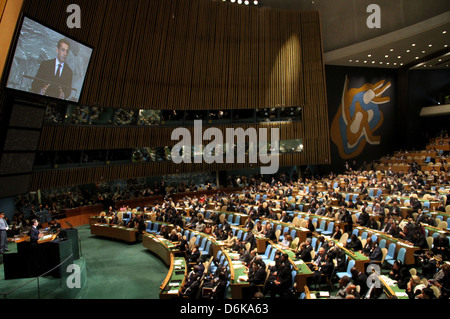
[{"xmin": 31, "ymin": 38, "xmax": 73, "ymax": 100}]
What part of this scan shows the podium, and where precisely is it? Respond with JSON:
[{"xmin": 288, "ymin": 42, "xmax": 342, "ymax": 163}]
[{"xmin": 3, "ymin": 237, "xmax": 74, "ymax": 279}]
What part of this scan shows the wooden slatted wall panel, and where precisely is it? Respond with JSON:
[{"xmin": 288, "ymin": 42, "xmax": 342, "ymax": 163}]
[
  {"xmin": 38, "ymin": 122, "xmax": 310, "ymax": 151},
  {"xmin": 30, "ymin": 150, "xmax": 308, "ymax": 191},
  {"xmin": 21, "ymin": 0, "xmax": 326, "ymax": 112},
  {"xmin": 20, "ymin": 0, "xmax": 330, "ymax": 190}
]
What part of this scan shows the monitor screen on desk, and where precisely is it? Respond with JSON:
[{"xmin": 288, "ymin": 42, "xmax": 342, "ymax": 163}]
[{"xmin": 5, "ymin": 16, "xmax": 93, "ymax": 103}]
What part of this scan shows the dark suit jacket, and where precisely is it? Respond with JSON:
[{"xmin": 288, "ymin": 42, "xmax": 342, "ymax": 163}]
[
  {"xmin": 31, "ymin": 58, "xmax": 73, "ymax": 99},
  {"xmin": 264, "ymin": 229, "xmax": 277, "ymax": 241},
  {"xmin": 248, "ymin": 267, "xmax": 267, "ymax": 286},
  {"xmin": 277, "ymin": 263, "xmax": 292, "ymax": 290},
  {"xmin": 30, "ymin": 226, "xmax": 40, "ymax": 244},
  {"xmin": 369, "ymin": 246, "xmax": 383, "ymax": 262},
  {"xmin": 298, "ymin": 245, "xmax": 313, "ymax": 262}
]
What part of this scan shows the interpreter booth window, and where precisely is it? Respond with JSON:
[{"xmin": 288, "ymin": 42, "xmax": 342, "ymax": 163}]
[
  {"xmin": 113, "ymin": 108, "xmax": 138, "ymax": 126},
  {"xmin": 279, "ymin": 106, "xmax": 302, "ymax": 122},
  {"xmin": 44, "ymin": 103, "xmax": 65, "ymax": 124},
  {"xmin": 161, "ymin": 110, "xmax": 184, "ymax": 125},
  {"xmin": 34, "ymin": 151, "xmax": 55, "ymax": 169},
  {"xmin": 138, "ymin": 109, "xmax": 161, "ymax": 126},
  {"xmin": 208, "ymin": 109, "xmax": 231, "ymax": 124},
  {"xmin": 256, "ymin": 108, "xmax": 278, "ymax": 122},
  {"xmin": 54, "ymin": 150, "xmax": 82, "ymax": 167},
  {"xmin": 279, "ymin": 139, "xmax": 303, "ymax": 153},
  {"xmin": 108, "ymin": 149, "xmax": 133, "ymax": 164},
  {"xmin": 232, "ymin": 108, "xmax": 255, "ymax": 123},
  {"xmin": 82, "ymin": 150, "xmax": 107, "ymax": 165},
  {"xmin": 185, "ymin": 110, "xmax": 208, "ymax": 124},
  {"xmin": 132, "ymin": 149, "xmax": 149, "ymax": 163}
]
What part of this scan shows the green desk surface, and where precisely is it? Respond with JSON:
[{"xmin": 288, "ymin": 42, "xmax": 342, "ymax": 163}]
[
  {"xmin": 160, "ymin": 257, "xmax": 186, "ymax": 295},
  {"xmin": 379, "ymin": 275, "xmax": 409, "ymax": 299},
  {"xmin": 146, "ymin": 233, "xmax": 178, "ymax": 250}
]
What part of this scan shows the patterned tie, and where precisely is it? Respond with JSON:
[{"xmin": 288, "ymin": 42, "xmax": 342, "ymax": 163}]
[{"xmin": 56, "ymin": 63, "xmax": 62, "ymax": 77}]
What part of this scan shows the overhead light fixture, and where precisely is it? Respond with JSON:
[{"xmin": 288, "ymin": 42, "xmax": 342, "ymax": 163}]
[
  {"xmin": 386, "ymin": 62, "xmax": 390, "ymax": 65},
  {"xmin": 385, "ymin": 55, "xmax": 389, "ymax": 58},
  {"xmin": 406, "ymin": 49, "xmax": 410, "ymax": 53},
  {"xmin": 355, "ymin": 60, "xmax": 359, "ymax": 62},
  {"xmin": 379, "ymin": 61, "xmax": 383, "ymax": 64},
  {"xmin": 443, "ymin": 31, "xmax": 447, "ymax": 34},
  {"xmin": 390, "ymin": 49, "xmax": 394, "ymax": 52},
  {"xmin": 422, "ymin": 50, "xmax": 426, "ymax": 53},
  {"xmin": 428, "ymin": 44, "xmax": 432, "ymax": 47},
  {"xmin": 397, "ymin": 56, "xmax": 401, "ymax": 58},
  {"xmin": 415, "ymin": 57, "xmax": 419, "ymax": 59},
  {"xmin": 363, "ymin": 60, "xmax": 367, "ymax": 63},
  {"xmin": 412, "ymin": 43, "xmax": 416, "ymax": 47},
  {"xmin": 244, "ymin": 0, "xmax": 249, "ymax": 4},
  {"xmin": 372, "ymin": 61, "xmax": 375, "ymax": 64},
  {"xmin": 368, "ymin": 54, "xmax": 372, "ymax": 57}
]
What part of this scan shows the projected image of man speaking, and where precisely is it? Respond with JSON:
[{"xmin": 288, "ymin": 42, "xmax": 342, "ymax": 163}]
[{"xmin": 31, "ymin": 38, "xmax": 74, "ymax": 100}]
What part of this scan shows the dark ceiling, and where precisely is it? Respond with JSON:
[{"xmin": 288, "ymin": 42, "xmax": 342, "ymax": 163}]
[{"xmin": 258, "ymin": 0, "xmax": 450, "ymax": 69}]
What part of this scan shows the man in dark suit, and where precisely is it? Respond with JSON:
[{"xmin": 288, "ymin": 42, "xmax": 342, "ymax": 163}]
[
  {"xmin": 243, "ymin": 227, "xmax": 256, "ymax": 251},
  {"xmin": 389, "ymin": 201, "xmax": 401, "ymax": 217},
  {"xmin": 368, "ymin": 243, "xmax": 383, "ymax": 263},
  {"xmin": 31, "ymin": 38, "xmax": 73, "ymax": 100},
  {"xmin": 30, "ymin": 218, "xmax": 43, "ymax": 244},
  {"xmin": 351, "ymin": 267, "xmax": 368, "ymax": 297},
  {"xmin": 357, "ymin": 208, "xmax": 370, "ymax": 227},
  {"xmin": 296, "ymin": 239, "xmax": 313, "ymax": 262}
]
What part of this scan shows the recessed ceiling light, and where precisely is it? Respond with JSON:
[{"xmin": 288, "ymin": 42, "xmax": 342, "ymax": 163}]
[
  {"xmin": 400, "ymin": 63, "xmax": 403, "ymax": 66},
  {"xmin": 428, "ymin": 44, "xmax": 432, "ymax": 47},
  {"xmin": 445, "ymin": 45, "xmax": 448, "ymax": 48},
  {"xmin": 393, "ymin": 62, "xmax": 397, "ymax": 65},
  {"xmin": 422, "ymin": 50, "xmax": 426, "ymax": 53},
  {"xmin": 416, "ymin": 57, "xmax": 419, "ymax": 59},
  {"xmin": 412, "ymin": 44, "xmax": 416, "ymax": 47},
  {"xmin": 439, "ymin": 59, "xmax": 442, "ymax": 62},
  {"xmin": 385, "ymin": 55, "xmax": 389, "ymax": 58},
  {"xmin": 355, "ymin": 60, "xmax": 359, "ymax": 62},
  {"xmin": 368, "ymin": 54, "xmax": 372, "ymax": 57},
  {"xmin": 364, "ymin": 60, "xmax": 367, "ymax": 63},
  {"xmin": 443, "ymin": 31, "xmax": 447, "ymax": 34},
  {"xmin": 390, "ymin": 49, "xmax": 394, "ymax": 52},
  {"xmin": 372, "ymin": 61, "xmax": 375, "ymax": 64},
  {"xmin": 406, "ymin": 49, "xmax": 410, "ymax": 53},
  {"xmin": 379, "ymin": 62, "xmax": 383, "ymax": 64},
  {"xmin": 398, "ymin": 56, "xmax": 401, "ymax": 58},
  {"xmin": 349, "ymin": 59, "xmax": 353, "ymax": 62},
  {"xmin": 386, "ymin": 62, "xmax": 390, "ymax": 65}
]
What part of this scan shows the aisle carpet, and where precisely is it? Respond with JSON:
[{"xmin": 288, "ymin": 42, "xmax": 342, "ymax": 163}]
[
  {"xmin": 0, "ymin": 225, "xmax": 168, "ymax": 299},
  {"xmin": 75, "ymin": 224, "xmax": 167, "ymax": 299}
]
